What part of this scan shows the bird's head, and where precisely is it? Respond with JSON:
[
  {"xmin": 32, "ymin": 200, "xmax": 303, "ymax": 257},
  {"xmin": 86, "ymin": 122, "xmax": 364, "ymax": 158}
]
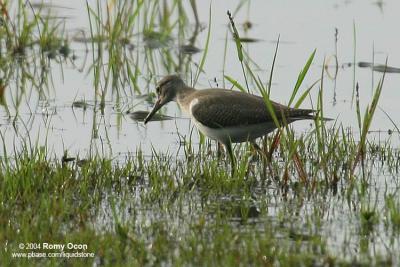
[{"xmin": 144, "ymin": 75, "xmax": 186, "ymax": 124}]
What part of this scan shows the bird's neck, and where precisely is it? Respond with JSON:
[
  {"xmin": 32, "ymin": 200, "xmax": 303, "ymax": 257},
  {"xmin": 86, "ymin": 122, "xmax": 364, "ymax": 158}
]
[
  {"xmin": 176, "ymin": 86, "xmax": 196, "ymax": 101},
  {"xmin": 176, "ymin": 86, "xmax": 196, "ymax": 113}
]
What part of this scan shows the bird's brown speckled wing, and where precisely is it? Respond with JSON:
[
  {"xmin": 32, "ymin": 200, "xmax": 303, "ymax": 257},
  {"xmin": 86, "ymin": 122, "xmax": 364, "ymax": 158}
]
[{"xmin": 190, "ymin": 89, "xmax": 314, "ymax": 129}]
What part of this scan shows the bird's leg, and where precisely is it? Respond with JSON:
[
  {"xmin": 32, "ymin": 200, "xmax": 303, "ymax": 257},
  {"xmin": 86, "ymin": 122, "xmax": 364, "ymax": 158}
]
[
  {"xmin": 250, "ymin": 140, "xmax": 265, "ymax": 161},
  {"xmin": 225, "ymin": 142, "xmax": 236, "ymax": 175},
  {"xmin": 250, "ymin": 140, "xmax": 273, "ymax": 180},
  {"xmin": 217, "ymin": 141, "xmax": 224, "ymax": 159}
]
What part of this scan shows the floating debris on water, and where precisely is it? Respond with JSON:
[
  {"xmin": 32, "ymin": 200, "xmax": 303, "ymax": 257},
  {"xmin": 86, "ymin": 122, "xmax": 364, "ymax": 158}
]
[
  {"xmin": 128, "ymin": 110, "xmax": 173, "ymax": 122},
  {"xmin": 357, "ymin": 61, "xmax": 400, "ymax": 73},
  {"xmin": 72, "ymin": 100, "xmax": 92, "ymax": 110},
  {"xmin": 237, "ymin": 37, "xmax": 262, "ymax": 43},
  {"xmin": 179, "ymin": 44, "xmax": 201, "ymax": 54}
]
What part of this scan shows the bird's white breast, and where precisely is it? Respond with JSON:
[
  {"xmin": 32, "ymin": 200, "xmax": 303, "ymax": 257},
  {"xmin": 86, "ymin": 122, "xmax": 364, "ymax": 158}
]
[{"xmin": 188, "ymin": 98, "xmax": 199, "ymax": 116}]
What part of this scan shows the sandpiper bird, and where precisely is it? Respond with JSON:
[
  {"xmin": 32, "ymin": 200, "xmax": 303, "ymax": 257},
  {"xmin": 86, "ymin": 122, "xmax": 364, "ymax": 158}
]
[{"xmin": 144, "ymin": 75, "xmax": 317, "ymax": 166}]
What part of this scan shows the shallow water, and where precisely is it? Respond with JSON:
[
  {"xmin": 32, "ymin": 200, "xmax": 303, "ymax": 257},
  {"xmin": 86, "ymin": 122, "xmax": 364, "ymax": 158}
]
[
  {"xmin": 1, "ymin": 1, "xmax": 400, "ymax": 264},
  {"xmin": 87, "ymin": 155, "xmax": 399, "ymax": 264},
  {"xmin": 1, "ymin": 0, "xmax": 400, "ymax": 158}
]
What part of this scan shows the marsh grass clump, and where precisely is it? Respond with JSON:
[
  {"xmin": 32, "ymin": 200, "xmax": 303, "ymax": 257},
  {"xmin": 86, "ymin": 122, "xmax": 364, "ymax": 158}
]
[
  {"xmin": 0, "ymin": 0, "xmax": 69, "ymax": 58},
  {"xmin": 1, "ymin": 127, "xmax": 400, "ymax": 266},
  {"xmin": 84, "ymin": 0, "xmax": 205, "ymax": 102},
  {"xmin": 0, "ymin": 0, "xmax": 72, "ymax": 114},
  {"xmin": 385, "ymin": 194, "xmax": 400, "ymax": 234}
]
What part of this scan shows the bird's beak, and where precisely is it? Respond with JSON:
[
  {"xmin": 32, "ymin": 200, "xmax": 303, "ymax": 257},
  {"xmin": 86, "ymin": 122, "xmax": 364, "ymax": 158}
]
[{"xmin": 144, "ymin": 97, "xmax": 163, "ymax": 124}]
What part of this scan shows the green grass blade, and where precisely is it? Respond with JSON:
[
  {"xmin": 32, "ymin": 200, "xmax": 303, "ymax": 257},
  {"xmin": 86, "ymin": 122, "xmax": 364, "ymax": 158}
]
[
  {"xmin": 193, "ymin": 4, "xmax": 212, "ymax": 86},
  {"xmin": 227, "ymin": 11, "xmax": 243, "ymax": 62},
  {"xmin": 294, "ymin": 79, "xmax": 319, "ymax": 109},
  {"xmin": 224, "ymin": 75, "xmax": 246, "ymax": 93},
  {"xmin": 379, "ymin": 107, "xmax": 400, "ymax": 135},
  {"xmin": 288, "ymin": 49, "xmax": 316, "ymax": 106},
  {"xmin": 268, "ymin": 35, "xmax": 280, "ymax": 95}
]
